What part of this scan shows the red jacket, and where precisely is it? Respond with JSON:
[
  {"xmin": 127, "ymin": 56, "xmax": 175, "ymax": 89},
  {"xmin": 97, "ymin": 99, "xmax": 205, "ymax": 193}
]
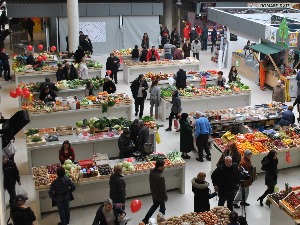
[
  {"xmin": 183, "ymin": 27, "xmax": 190, "ymax": 39},
  {"xmin": 146, "ymin": 50, "xmax": 160, "ymax": 61},
  {"xmin": 59, "ymin": 147, "xmax": 75, "ymax": 163},
  {"xmin": 196, "ymin": 26, "xmax": 202, "ymax": 36}
]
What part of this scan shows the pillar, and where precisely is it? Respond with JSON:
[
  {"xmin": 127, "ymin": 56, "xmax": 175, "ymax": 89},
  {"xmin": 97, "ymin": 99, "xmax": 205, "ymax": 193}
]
[
  {"xmin": 67, "ymin": 0, "xmax": 79, "ymax": 52},
  {"xmin": 164, "ymin": 0, "xmax": 173, "ymax": 31}
]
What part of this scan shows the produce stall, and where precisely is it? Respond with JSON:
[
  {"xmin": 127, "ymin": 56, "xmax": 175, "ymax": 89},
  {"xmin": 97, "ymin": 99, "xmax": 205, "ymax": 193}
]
[
  {"xmin": 123, "ymin": 57, "xmax": 200, "ymax": 84},
  {"xmin": 33, "ymin": 153, "xmax": 185, "ymax": 220}
]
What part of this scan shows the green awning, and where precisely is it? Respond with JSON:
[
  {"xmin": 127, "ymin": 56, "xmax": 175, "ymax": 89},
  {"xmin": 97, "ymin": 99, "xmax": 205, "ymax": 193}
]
[{"xmin": 248, "ymin": 43, "xmax": 283, "ymax": 55}]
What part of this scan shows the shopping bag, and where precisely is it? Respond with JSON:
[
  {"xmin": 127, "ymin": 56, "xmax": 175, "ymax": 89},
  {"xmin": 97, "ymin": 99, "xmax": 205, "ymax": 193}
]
[
  {"xmin": 156, "ymin": 132, "xmax": 161, "ymax": 144},
  {"xmin": 16, "ymin": 185, "xmax": 28, "ymax": 197},
  {"xmin": 3, "ymin": 141, "xmax": 17, "ymax": 158},
  {"xmin": 174, "ymin": 119, "xmax": 179, "ymax": 130},
  {"xmin": 286, "ymin": 151, "xmax": 292, "ymax": 163}
]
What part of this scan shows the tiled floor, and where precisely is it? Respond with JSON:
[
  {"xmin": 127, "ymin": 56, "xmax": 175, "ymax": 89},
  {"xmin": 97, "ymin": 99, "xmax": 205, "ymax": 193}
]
[{"xmin": 0, "ymin": 49, "xmax": 298, "ymax": 225}]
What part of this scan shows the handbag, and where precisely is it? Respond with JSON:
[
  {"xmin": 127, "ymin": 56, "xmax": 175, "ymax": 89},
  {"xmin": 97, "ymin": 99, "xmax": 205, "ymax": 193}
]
[
  {"xmin": 286, "ymin": 151, "xmax": 292, "ymax": 163},
  {"xmin": 174, "ymin": 119, "xmax": 179, "ymax": 130}
]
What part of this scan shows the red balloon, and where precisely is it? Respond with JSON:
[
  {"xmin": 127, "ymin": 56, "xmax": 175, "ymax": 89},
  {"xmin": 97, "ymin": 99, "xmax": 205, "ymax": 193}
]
[
  {"xmin": 37, "ymin": 56, "xmax": 43, "ymax": 61},
  {"xmin": 23, "ymin": 91, "xmax": 31, "ymax": 98},
  {"xmin": 16, "ymin": 88, "xmax": 23, "ymax": 96},
  {"xmin": 9, "ymin": 91, "xmax": 18, "ymax": 98},
  {"xmin": 27, "ymin": 45, "xmax": 33, "ymax": 51},
  {"xmin": 130, "ymin": 199, "xmax": 142, "ymax": 213},
  {"xmin": 38, "ymin": 44, "xmax": 43, "ymax": 50},
  {"xmin": 42, "ymin": 55, "xmax": 47, "ymax": 61},
  {"xmin": 22, "ymin": 87, "xmax": 29, "ymax": 93},
  {"xmin": 107, "ymin": 70, "xmax": 112, "ymax": 75},
  {"xmin": 51, "ymin": 46, "xmax": 57, "ymax": 52}
]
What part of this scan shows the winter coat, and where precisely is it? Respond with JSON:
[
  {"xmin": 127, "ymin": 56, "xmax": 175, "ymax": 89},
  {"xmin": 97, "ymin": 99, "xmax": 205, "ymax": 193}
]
[
  {"xmin": 63, "ymin": 65, "xmax": 78, "ymax": 81},
  {"xmin": 59, "ymin": 147, "xmax": 75, "ymax": 164},
  {"xmin": 217, "ymin": 149, "xmax": 241, "ymax": 167},
  {"xmin": 141, "ymin": 37, "xmax": 149, "ymax": 49},
  {"xmin": 10, "ymin": 206, "xmax": 36, "ymax": 225},
  {"xmin": 129, "ymin": 122, "xmax": 140, "ymax": 148},
  {"xmin": 92, "ymin": 204, "xmax": 125, "ymax": 225},
  {"xmin": 201, "ymin": 26, "xmax": 208, "ymax": 40},
  {"xmin": 137, "ymin": 126, "xmax": 150, "ymax": 152},
  {"xmin": 192, "ymin": 178, "xmax": 216, "ymax": 213},
  {"xmin": 131, "ymin": 49, "xmax": 140, "ymax": 59},
  {"xmin": 182, "ymin": 43, "xmax": 191, "ymax": 58},
  {"xmin": 109, "ymin": 173, "xmax": 126, "ymax": 204},
  {"xmin": 191, "ymin": 40, "xmax": 201, "ymax": 53},
  {"xmin": 272, "ymin": 85, "xmax": 285, "ymax": 103},
  {"xmin": 211, "ymin": 163, "xmax": 240, "ymax": 193},
  {"xmin": 179, "ymin": 119, "xmax": 193, "ymax": 153},
  {"xmin": 130, "ymin": 79, "xmax": 148, "ymax": 99},
  {"xmin": 190, "ymin": 30, "xmax": 198, "ymax": 43},
  {"xmin": 146, "ymin": 49, "xmax": 160, "ymax": 61},
  {"xmin": 118, "ymin": 134, "xmax": 134, "ymax": 159},
  {"xmin": 173, "ymin": 49, "xmax": 183, "ymax": 60},
  {"xmin": 228, "ymin": 71, "xmax": 238, "ymax": 83},
  {"xmin": 74, "ymin": 49, "xmax": 85, "ymax": 64},
  {"xmin": 279, "ymin": 110, "xmax": 295, "ymax": 126},
  {"xmin": 195, "ymin": 117, "xmax": 212, "ymax": 138},
  {"xmin": 149, "ymin": 168, "xmax": 167, "ymax": 201},
  {"xmin": 216, "ymin": 77, "xmax": 226, "ymax": 87},
  {"xmin": 106, "ymin": 56, "xmax": 120, "ymax": 74},
  {"xmin": 183, "ymin": 27, "xmax": 190, "ymax": 39},
  {"xmin": 164, "ymin": 43, "xmax": 174, "ymax": 55},
  {"xmin": 49, "ymin": 176, "xmax": 76, "ymax": 203},
  {"xmin": 261, "ymin": 157, "xmax": 278, "ymax": 187},
  {"xmin": 78, "ymin": 62, "xmax": 89, "ymax": 80},
  {"xmin": 211, "ymin": 29, "xmax": 218, "ymax": 44},
  {"xmin": 39, "ymin": 90, "xmax": 57, "ymax": 103},
  {"xmin": 171, "ymin": 96, "xmax": 182, "ymax": 114},
  {"xmin": 103, "ymin": 81, "xmax": 116, "ymax": 94},
  {"xmin": 56, "ymin": 68, "xmax": 65, "ymax": 81},
  {"xmin": 3, "ymin": 160, "xmax": 20, "ymax": 189},
  {"xmin": 175, "ymin": 69, "xmax": 187, "ymax": 89},
  {"xmin": 140, "ymin": 49, "xmax": 148, "ymax": 62},
  {"xmin": 239, "ymin": 157, "xmax": 253, "ymax": 187}
]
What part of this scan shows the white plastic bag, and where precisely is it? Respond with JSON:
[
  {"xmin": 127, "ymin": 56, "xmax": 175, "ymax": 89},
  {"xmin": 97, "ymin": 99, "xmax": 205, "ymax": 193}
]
[
  {"xmin": 16, "ymin": 185, "xmax": 28, "ymax": 197},
  {"xmin": 3, "ymin": 141, "xmax": 17, "ymax": 158}
]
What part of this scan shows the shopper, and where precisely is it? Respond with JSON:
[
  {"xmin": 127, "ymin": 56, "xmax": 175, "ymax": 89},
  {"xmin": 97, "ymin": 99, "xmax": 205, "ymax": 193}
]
[
  {"xmin": 142, "ymin": 160, "xmax": 167, "ymax": 224},
  {"xmin": 161, "ymin": 34, "xmax": 170, "ymax": 48},
  {"xmin": 182, "ymin": 39, "xmax": 191, "ymax": 59},
  {"xmin": 40, "ymin": 77, "xmax": 57, "ymax": 92},
  {"xmin": 81, "ymin": 35, "xmax": 92, "ymax": 53},
  {"xmin": 190, "ymin": 27, "xmax": 198, "ymax": 43},
  {"xmin": 109, "ymin": 165, "xmax": 126, "ymax": 209},
  {"xmin": 131, "ymin": 45, "xmax": 140, "ymax": 61},
  {"xmin": 191, "ymin": 38, "xmax": 201, "ymax": 60},
  {"xmin": 10, "ymin": 195, "xmax": 36, "ymax": 225},
  {"xmin": 93, "ymin": 198, "xmax": 129, "ymax": 225},
  {"xmin": 211, "ymin": 27, "xmax": 218, "ymax": 53},
  {"xmin": 39, "ymin": 86, "xmax": 57, "ymax": 103},
  {"xmin": 0, "ymin": 50, "xmax": 11, "ymax": 81},
  {"xmin": 2, "ymin": 155, "xmax": 21, "ymax": 206},
  {"xmin": 49, "ymin": 167, "xmax": 76, "ymax": 225},
  {"xmin": 279, "ymin": 105, "xmax": 295, "ymax": 127},
  {"xmin": 233, "ymin": 150, "xmax": 253, "ymax": 208},
  {"xmin": 56, "ymin": 63, "xmax": 65, "ymax": 81},
  {"xmin": 140, "ymin": 45, "xmax": 148, "ymax": 62},
  {"xmin": 272, "ymin": 80, "xmax": 285, "ymax": 103},
  {"xmin": 85, "ymin": 81, "xmax": 95, "ymax": 96},
  {"xmin": 201, "ymin": 24, "xmax": 208, "ymax": 51},
  {"xmin": 79, "ymin": 31, "xmax": 85, "ymax": 46},
  {"xmin": 194, "ymin": 111, "xmax": 212, "ymax": 162},
  {"xmin": 192, "ymin": 172, "xmax": 217, "ymax": 213},
  {"xmin": 216, "ymin": 71, "xmax": 226, "ymax": 87},
  {"xmin": 217, "ymin": 141, "xmax": 241, "ymax": 166},
  {"xmin": 165, "ymin": 90, "xmax": 182, "ymax": 132},
  {"xmin": 118, "ymin": 128, "xmax": 135, "ymax": 159},
  {"xmin": 130, "ymin": 74, "xmax": 148, "ymax": 118},
  {"xmin": 74, "ymin": 46, "xmax": 85, "ymax": 64},
  {"xmin": 63, "ymin": 62, "xmax": 78, "ymax": 81},
  {"xmin": 59, "ymin": 140, "xmax": 75, "ymax": 164},
  {"xmin": 149, "ymin": 80, "xmax": 161, "ymax": 119},
  {"xmin": 147, "ymin": 46, "xmax": 160, "ymax": 62},
  {"xmin": 129, "ymin": 119, "xmax": 140, "ymax": 152},
  {"xmin": 78, "ymin": 57, "xmax": 89, "ymax": 80},
  {"xmin": 171, "ymin": 30, "xmax": 180, "ymax": 48},
  {"xmin": 293, "ymin": 94, "xmax": 300, "ymax": 122},
  {"xmin": 137, "ymin": 120, "xmax": 150, "ymax": 153},
  {"xmin": 141, "ymin": 33, "xmax": 149, "ymax": 49},
  {"xmin": 175, "ymin": 67, "xmax": 187, "ymax": 90},
  {"xmin": 183, "ymin": 24, "xmax": 190, "ymax": 42},
  {"xmin": 211, "ymin": 156, "xmax": 240, "ymax": 211},
  {"xmin": 106, "ymin": 52, "xmax": 120, "ymax": 84},
  {"xmin": 103, "ymin": 76, "xmax": 116, "ymax": 94},
  {"xmin": 228, "ymin": 66, "xmax": 239, "ymax": 83},
  {"xmin": 179, "ymin": 113, "xmax": 193, "ymax": 159},
  {"xmin": 24, "ymin": 18, "xmax": 35, "ymax": 42},
  {"xmin": 257, "ymin": 150, "xmax": 278, "ymax": 206},
  {"xmin": 163, "ymin": 39, "xmax": 174, "ymax": 60},
  {"xmin": 172, "ymin": 47, "xmax": 183, "ymax": 60},
  {"xmin": 196, "ymin": 26, "xmax": 202, "ymax": 37}
]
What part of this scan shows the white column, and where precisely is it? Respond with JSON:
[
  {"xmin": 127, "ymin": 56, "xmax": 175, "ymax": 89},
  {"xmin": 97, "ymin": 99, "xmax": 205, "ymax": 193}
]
[
  {"xmin": 164, "ymin": 0, "xmax": 173, "ymax": 30},
  {"xmin": 67, "ymin": 0, "xmax": 79, "ymax": 52}
]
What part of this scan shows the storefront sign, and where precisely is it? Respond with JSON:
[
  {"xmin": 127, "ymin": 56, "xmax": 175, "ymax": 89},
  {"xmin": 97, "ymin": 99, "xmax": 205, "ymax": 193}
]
[
  {"xmin": 248, "ymin": 3, "xmax": 300, "ymax": 8},
  {"xmin": 289, "ymin": 32, "xmax": 298, "ymax": 47},
  {"xmin": 265, "ymin": 26, "xmax": 277, "ymax": 43}
]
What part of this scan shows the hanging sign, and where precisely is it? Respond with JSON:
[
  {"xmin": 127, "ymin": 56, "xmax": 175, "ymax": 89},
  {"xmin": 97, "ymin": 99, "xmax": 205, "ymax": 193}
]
[
  {"xmin": 265, "ymin": 26, "xmax": 277, "ymax": 43},
  {"xmin": 289, "ymin": 32, "xmax": 298, "ymax": 47},
  {"xmin": 248, "ymin": 3, "xmax": 300, "ymax": 8}
]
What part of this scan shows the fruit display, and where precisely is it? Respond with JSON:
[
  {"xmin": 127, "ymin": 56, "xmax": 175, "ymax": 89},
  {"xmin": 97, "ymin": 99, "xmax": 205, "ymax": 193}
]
[
  {"xmin": 151, "ymin": 159, "xmax": 173, "ymax": 167},
  {"xmin": 123, "ymin": 57, "xmax": 199, "ymax": 67},
  {"xmin": 133, "ymin": 162, "xmax": 153, "ymax": 171},
  {"xmin": 164, "ymin": 212, "xmax": 204, "ymax": 225},
  {"xmin": 281, "ymin": 191, "xmax": 300, "ymax": 212},
  {"xmin": 61, "ymin": 159, "xmax": 79, "ymax": 182},
  {"xmin": 32, "ymin": 166, "xmax": 49, "ymax": 186},
  {"xmin": 26, "ymin": 136, "xmax": 46, "ymax": 147},
  {"xmin": 47, "ymin": 163, "xmax": 61, "ymax": 174},
  {"xmin": 141, "ymin": 116, "xmax": 157, "ymax": 129},
  {"xmin": 210, "ymin": 206, "xmax": 231, "ymax": 225},
  {"xmin": 98, "ymin": 164, "xmax": 113, "ymax": 176},
  {"xmin": 269, "ymin": 191, "xmax": 288, "ymax": 205},
  {"xmin": 147, "ymin": 153, "xmax": 167, "ymax": 161},
  {"xmin": 198, "ymin": 211, "xmax": 218, "ymax": 225},
  {"xmin": 113, "ymin": 48, "xmax": 164, "ymax": 57},
  {"xmin": 144, "ymin": 72, "xmax": 171, "ymax": 81}
]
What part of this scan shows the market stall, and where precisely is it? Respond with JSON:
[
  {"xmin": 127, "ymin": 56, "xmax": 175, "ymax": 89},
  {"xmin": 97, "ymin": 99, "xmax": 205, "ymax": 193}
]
[{"xmin": 123, "ymin": 57, "xmax": 200, "ymax": 84}]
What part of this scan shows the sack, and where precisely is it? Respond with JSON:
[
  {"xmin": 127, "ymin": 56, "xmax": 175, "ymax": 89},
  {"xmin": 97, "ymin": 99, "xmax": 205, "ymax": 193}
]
[
  {"xmin": 3, "ymin": 142, "xmax": 17, "ymax": 158},
  {"xmin": 286, "ymin": 151, "xmax": 292, "ymax": 163},
  {"xmin": 16, "ymin": 185, "xmax": 28, "ymax": 197},
  {"xmin": 156, "ymin": 132, "xmax": 161, "ymax": 144},
  {"xmin": 174, "ymin": 119, "xmax": 179, "ymax": 130}
]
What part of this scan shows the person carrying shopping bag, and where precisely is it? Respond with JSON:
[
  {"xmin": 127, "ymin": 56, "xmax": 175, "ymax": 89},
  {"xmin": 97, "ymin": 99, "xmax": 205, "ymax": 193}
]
[{"xmin": 149, "ymin": 80, "xmax": 161, "ymax": 119}]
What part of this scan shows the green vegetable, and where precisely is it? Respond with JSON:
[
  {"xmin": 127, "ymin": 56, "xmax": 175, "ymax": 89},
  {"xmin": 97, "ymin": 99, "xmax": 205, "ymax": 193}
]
[
  {"xmin": 76, "ymin": 121, "xmax": 83, "ymax": 127},
  {"xmin": 25, "ymin": 128, "xmax": 39, "ymax": 136},
  {"xmin": 142, "ymin": 116, "xmax": 154, "ymax": 122},
  {"xmin": 83, "ymin": 119, "xmax": 89, "ymax": 126},
  {"xmin": 102, "ymin": 102, "xmax": 108, "ymax": 113},
  {"xmin": 30, "ymin": 137, "xmax": 42, "ymax": 142}
]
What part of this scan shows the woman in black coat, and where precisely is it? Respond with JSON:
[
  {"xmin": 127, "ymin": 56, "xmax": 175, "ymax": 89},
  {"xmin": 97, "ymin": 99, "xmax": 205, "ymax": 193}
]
[
  {"xmin": 103, "ymin": 76, "xmax": 116, "ymax": 94},
  {"xmin": 106, "ymin": 52, "xmax": 120, "ymax": 84},
  {"xmin": 192, "ymin": 172, "xmax": 217, "ymax": 213},
  {"xmin": 228, "ymin": 66, "xmax": 239, "ymax": 83},
  {"xmin": 257, "ymin": 150, "xmax": 278, "ymax": 206},
  {"xmin": 109, "ymin": 165, "xmax": 126, "ymax": 209},
  {"xmin": 165, "ymin": 90, "xmax": 182, "ymax": 131},
  {"xmin": 179, "ymin": 113, "xmax": 193, "ymax": 159}
]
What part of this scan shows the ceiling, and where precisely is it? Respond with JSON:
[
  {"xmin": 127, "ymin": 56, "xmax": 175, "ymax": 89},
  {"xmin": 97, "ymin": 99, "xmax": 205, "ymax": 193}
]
[{"xmin": 7, "ymin": 0, "xmax": 162, "ymax": 4}]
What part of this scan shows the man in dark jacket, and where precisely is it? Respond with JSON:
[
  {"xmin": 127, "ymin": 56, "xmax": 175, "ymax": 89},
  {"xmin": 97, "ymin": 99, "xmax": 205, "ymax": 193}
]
[
  {"xmin": 130, "ymin": 74, "xmax": 149, "ymax": 118},
  {"xmin": 49, "ymin": 167, "xmax": 76, "ymax": 225},
  {"xmin": 279, "ymin": 105, "xmax": 295, "ymax": 126},
  {"xmin": 0, "ymin": 51, "xmax": 11, "ymax": 81},
  {"xmin": 56, "ymin": 63, "xmax": 65, "ymax": 81},
  {"xmin": 201, "ymin": 24, "xmax": 209, "ymax": 51},
  {"xmin": 39, "ymin": 86, "xmax": 57, "ymax": 103},
  {"xmin": 24, "ymin": 18, "xmax": 35, "ymax": 42},
  {"xmin": 109, "ymin": 165, "xmax": 126, "ymax": 209},
  {"xmin": 106, "ymin": 52, "xmax": 120, "ymax": 84},
  {"xmin": 103, "ymin": 76, "xmax": 116, "ymax": 94},
  {"xmin": 211, "ymin": 156, "xmax": 240, "ymax": 211},
  {"xmin": 137, "ymin": 120, "xmax": 150, "ymax": 153},
  {"xmin": 74, "ymin": 46, "xmax": 85, "ymax": 64},
  {"xmin": 129, "ymin": 119, "xmax": 140, "ymax": 152},
  {"xmin": 40, "ymin": 77, "xmax": 59, "ymax": 92},
  {"xmin": 63, "ymin": 62, "xmax": 78, "ymax": 81},
  {"xmin": 118, "ymin": 129, "xmax": 135, "ymax": 159},
  {"xmin": 175, "ymin": 68, "xmax": 187, "ymax": 89},
  {"xmin": 142, "ymin": 160, "xmax": 167, "ymax": 224},
  {"xmin": 190, "ymin": 27, "xmax": 198, "ymax": 43},
  {"xmin": 10, "ymin": 195, "xmax": 36, "ymax": 225},
  {"xmin": 3, "ymin": 155, "xmax": 20, "ymax": 205},
  {"xmin": 210, "ymin": 27, "xmax": 218, "ymax": 53},
  {"xmin": 140, "ymin": 45, "xmax": 148, "ymax": 62}
]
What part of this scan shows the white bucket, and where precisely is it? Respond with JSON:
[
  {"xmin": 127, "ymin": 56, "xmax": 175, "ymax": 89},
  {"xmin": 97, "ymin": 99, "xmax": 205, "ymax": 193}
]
[{"xmin": 70, "ymin": 102, "xmax": 77, "ymax": 110}]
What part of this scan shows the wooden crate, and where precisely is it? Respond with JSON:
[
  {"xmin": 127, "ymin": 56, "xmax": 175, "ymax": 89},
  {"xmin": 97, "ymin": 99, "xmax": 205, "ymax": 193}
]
[
  {"xmin": 81, "ymin": 105, "xmax": 94, "ymax": 109},
  {"xmin": 90, "ymin": 127, "xmax": 109, "ymax": 134},
  {"xmin": 76, "ymin": 127, "xmax": 90, "ymax": 135},
  {"xmin": 27, "ymin": 137, "xmax": 46, "ymax": 147},
  {"xmin": 56, "ymin": 126, "xmax": 73, "ymax": 136},
  {"xmin": 38, "ymin": 127, "xmax": 57, "ymax": 135}
]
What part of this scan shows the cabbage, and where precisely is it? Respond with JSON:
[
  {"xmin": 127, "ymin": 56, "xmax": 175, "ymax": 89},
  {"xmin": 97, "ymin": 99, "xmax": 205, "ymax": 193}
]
[
  {"xmin": 122, "ymin": 167, "xmax": 127, "ymax": 172},
  {"xmin": 122, "ymin": 162, "xmax": 131, "ymax": 168},
  {"xmin": 64, "ymin": 159, "xmax": 72, "ymax": 165},
  {"xmin": 65, "ymin": 164, "xmax": 72, "ymax": 170},
  {"xmin": 127, "ymin": 166, "xmax": 135, "ymax": 172},
  {"xmin": 76, "ymin": 121, "xmax": 83, "ymax": 127}
]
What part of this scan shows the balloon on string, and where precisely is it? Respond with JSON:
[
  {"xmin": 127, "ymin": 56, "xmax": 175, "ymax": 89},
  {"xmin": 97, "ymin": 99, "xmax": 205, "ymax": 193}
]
[
  {"xmin": 37, "ymin": 56, "xmax": 43, "ymax": 62},
  {"xmin": 27, "ymin": 45, "xmax": 33, "ymax": 51},
  {"xmin": 106, "ymin": 70, "xmax": 112, "ymax": 75},
  {"xmin": 50, "ymin": 46, "xmax": 57, "ymax": 52},
  {"xmin": 130, "ymin": 199, "xmax": 142, "ymax": 213},
  {"xmin": 23, "ymin": 91, "xmax": 31, "ymax": 98},
  {"xmin": 42, "ymin": 55, "xmax": 47, "ymax": 61},
  {"xmin": 22, "ymin": 87, "xmax": 29, "ymax": 93},
  {"xmin": 16, "ymin": 87, "xmax": 23, "ymax": 96},
  {"xmin": 38, "ymin": 44, "xmax": 43, "ymax": 50},
  {"xmin": 9, "ymin": 91, "xmax": 18, "ymax": 98}
]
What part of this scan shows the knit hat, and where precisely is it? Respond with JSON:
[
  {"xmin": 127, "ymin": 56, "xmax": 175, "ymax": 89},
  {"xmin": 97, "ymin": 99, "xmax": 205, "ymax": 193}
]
[{"xmin": 244, "ymin": 150, "xmax": 252, "ymax": 156}]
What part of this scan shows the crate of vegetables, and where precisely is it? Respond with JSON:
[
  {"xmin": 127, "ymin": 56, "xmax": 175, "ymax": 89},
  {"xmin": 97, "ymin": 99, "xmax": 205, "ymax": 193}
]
[
  {"xmin": 27, "ymin": 136, "xmax": 46, "ymax": 147},
  {"xmin": 56, "ymin": 126, "xmax": 73, "ymax": 136},
  {"xmin": 279, "ymin": 191, "xmax": 300, "ymax": 218},
  {"xmin": 38, "ymin": 127, "xmax": 57, "ymax": 135}
]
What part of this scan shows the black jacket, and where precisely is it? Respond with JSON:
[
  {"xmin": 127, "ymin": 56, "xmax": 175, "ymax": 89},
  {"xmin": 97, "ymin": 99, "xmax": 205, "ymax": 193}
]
[
  {"xmin": 63, "ymin": 65, "xmax": 78, "ymax": 80},
  {"xmin": 175, "ymin": 69, "xmax": 187, "ymax": 89},
  {"xmin": 74, "ymin": 49, "xmax": 85, "ymax": 63},
  {"xmin": 131, "ymin": 49, "xmax": 139, "ymax": 59},
  {"xmin": 140, "ymin": 49, "xmax": 148, "ymax": 62},
  {"xmin": 228, "ymin": 71, "xmax": 238, "ymax": 83},
  {"xmin": 118, "ymin": 134, "xmax": 134, "ymax": 159},
  {"xmin": 211, "ymin": 29, "xmax": 218, "ymax": 43},
  {"xmin": 103, "ymin": 81, "xmax": 116, "ymax": 94},
  {"xmin": 3, "ymin": 160, "xmax": 20, "ymax": 189},
  {"xmin": 106, "ymin": 56, "xmax": 120, "ymax": 74},
  {"xmin": 129, "ymin": 122, "xmax": 140, "ymax": 150},
  {"xmin": 10, "ymin": 206, "xmax": 36, "ymax": 225},
  {"xmin": 56, "ymin": 69, "xmax": 65, "ymax": 81},
  {"xmin": 190, "ymin": 30, "xmax": 198, "ymax": 43},
  {"xmin": 39, "ymin": 90, "xmax": 57, "ymax": 103},
  {"xmin": 93, "ymin": 204, "xmax": 125, "ymax": 225},
  {"xmin": 211, "ymin": 164, "xmax": 240, "ymax": 193},
  {"xmin": 150, "ymin": 168, "xmax": 167, "ymax": 200},
  {"xmin": 49, "ymin": 176, "xmax": 76, "ymax": 203},
  {"xmin": 130, "ymin": 79, "xmax": 148, "ymax": 99},
  {"xmin": 261, "ymin": 157, "xmax": 278, "ymax": 187},
  {"xmin": 40, "ymin": 81, "xmax": 58, "ymax": 92},
  {"xmin": 109, "ymin": 173, "xmax": 126, "ymax": 204},
  {"xmin": 137, "ymin": 126, "xmax": 149, "ymax": 152}
]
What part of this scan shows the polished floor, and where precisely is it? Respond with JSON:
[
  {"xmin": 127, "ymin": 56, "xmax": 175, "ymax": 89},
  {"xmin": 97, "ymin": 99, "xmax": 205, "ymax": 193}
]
[{"xmin": 0, "ymin": 48, "xmax": 298, "ymax": 225}]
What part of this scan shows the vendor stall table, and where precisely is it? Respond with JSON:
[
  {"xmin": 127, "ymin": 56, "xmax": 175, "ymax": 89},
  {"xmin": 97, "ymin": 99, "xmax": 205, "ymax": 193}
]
[
  {"xmin": 118, "ymin": 53, "xmax": 164, "ymax": 70},
  {"xmin": 211, "ymin": 144, "xmax": 300, "ymax": 173},
  {"xmin": 27, "ymin": 131, "xmax": 156, "ymax": 169},
  {"xmin": 34, "ymin": 162, "xmax": 185, "ymax": 220},
  {"xmin": 25, "ymin": 104, "xmax": 132, "ymax": 130},
  {"xmin": 159, "ymin": 92, "xmax": 251, "ymax": 122},
  {"xmin": 123, "ymin": 60, "xmax": 200, "ymax": 84}
]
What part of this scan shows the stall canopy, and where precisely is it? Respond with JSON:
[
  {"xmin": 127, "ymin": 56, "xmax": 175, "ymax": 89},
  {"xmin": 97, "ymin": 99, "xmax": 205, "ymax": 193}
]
[{"xmin": 248, "ymin": 43, "xmax": 284, "ymax": 55}]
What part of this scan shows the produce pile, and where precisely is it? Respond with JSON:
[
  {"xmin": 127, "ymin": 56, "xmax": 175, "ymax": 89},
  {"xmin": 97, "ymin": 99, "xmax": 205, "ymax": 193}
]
[
  {"xmin": 167, "ymin": 150, "xmax": 185, "ymax": 164},
  {"xmin": 123, "ymin": 57, "xmax": 199, "ymax": 67},
  {"xmin": 98, "ymin": 164, "xmax": 113, "ymax": 176},
  {"xmin": 144, "ymin": 72, "xmax": 172, "ymax": 81},
  {"xmin": 198, "ymin": 211, "xmax": 218, "ymax": 225},
  {"xmin": 281, "ymin": 191, "xmax": 300, "ymax": 212},
  {"xmin": 61, "ymin": 159, "xmax": 79, "ymax": 181},
  {"xmin": 141, "ymin": 116, "xmax": 157, "ymax": 129},
  {"xmin": 210, "ymin": 206, "xmax": 231, "ymax": 225},
  {"xmin": 113, "ymin": 48, "xmax": 164, "ymax": 57},
  {"xmin": 164, "ymin": 212, "xmax": 204, "ymax": 225},
  {"xmin": 86, "ymin": 60, "xmax": 103, "ymax": 69}
]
